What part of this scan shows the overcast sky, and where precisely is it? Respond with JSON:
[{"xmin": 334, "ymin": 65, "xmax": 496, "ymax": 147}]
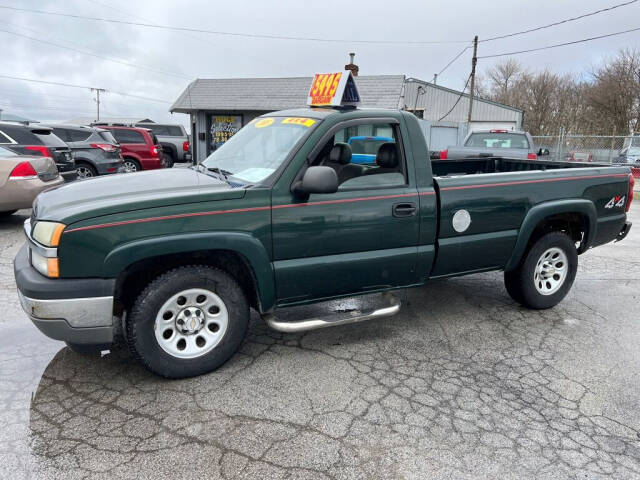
[{"xmin": 1, "ymin": 0, "xmax": 639, "ymax": 126}]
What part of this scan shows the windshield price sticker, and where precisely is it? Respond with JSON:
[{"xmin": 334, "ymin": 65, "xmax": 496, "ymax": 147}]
[
  {"xmin": 282, "ymin": 117, "xmax": 316, "ymax": 128},
  {"xmin": 254, "ymin": 118, "xmax": 274, "ymax": 128}
]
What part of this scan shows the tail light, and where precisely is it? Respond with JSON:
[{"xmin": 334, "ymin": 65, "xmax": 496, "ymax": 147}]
[
  {"xmin": 440, "ymin": 149, "xmax": 448, "ymax": 160},
  {"xmin": 150, "ymin": 146, "xmax": 159, "ymax": 157},
  {"xmin": 527, "ymin": 153, "xmax": 538, "ymax": 160},
  {"xmin": 25, "ymin": 145, "xmax": 53, "ymax": 157},
  {"xmin": 183, "ymin": 140, "xmax": 190, "ymax": 152},
  {"xmin": 90, "ymin": 143, "xmax": 117, "ymax": 152},
  {"xmin": 10, "ymin": 161, "xmax": 38, "ymax": 179},
  {"xmin": 626, "ymin": 174, "xmax": 634, "ymax": 212}
]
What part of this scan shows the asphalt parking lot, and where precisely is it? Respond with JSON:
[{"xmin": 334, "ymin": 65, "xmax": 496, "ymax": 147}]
[{"xmin": 1, "ymin": 207, "xmax": 640, "ymax": 480}]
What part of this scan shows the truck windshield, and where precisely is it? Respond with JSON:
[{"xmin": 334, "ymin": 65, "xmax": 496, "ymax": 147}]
[
  {"xmin": 201, "ymin": 117, "xmax": 316, "ymax": 184},
  {"xmin": 466, "ymin": 133, "xmax": 529, "ymax": 149}
]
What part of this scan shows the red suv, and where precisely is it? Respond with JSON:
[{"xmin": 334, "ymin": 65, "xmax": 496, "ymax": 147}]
[{"xmin": 101, "ymin": 126, "xmax": 164, "ymax": 172}]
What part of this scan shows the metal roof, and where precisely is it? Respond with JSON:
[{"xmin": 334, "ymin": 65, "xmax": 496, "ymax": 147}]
[
  {"xmin": 403, "ymin": 79, "xmax": 524, "ymax": 124},
  {"xmin": 170, "ymin": 75, "xmax": 406, "ymax": 113}
]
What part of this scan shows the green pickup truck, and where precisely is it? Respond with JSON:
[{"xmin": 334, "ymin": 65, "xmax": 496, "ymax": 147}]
[{"xmin": 15, "ymin": 107, "xmax": 634, "ymax": 378}]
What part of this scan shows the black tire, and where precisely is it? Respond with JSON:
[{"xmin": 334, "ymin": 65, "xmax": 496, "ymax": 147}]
[
  {"xmin": 0, "ymin": 210, "xmax": 17, "ymax": 217},
  {"xmin": 126, "ymin": 265, "xmax": 249, "ymax": 378},
  {"xmin": 65, "ymin": 342, "xmax": 109, "ymax": 354},
  {"xmin": 163, "ymin": 151, "xmax": 175, "ymax": 168},
  {"xmin": 504, "ymin": 232, "xmax": 578, "ymax": 310},
  {"xmin": 76, "ymin": 162, "xmax": 98, "ymax": 179},
  {"xmin": 123, "ymin": 158, "xmax": 141, "ymax": 173}
]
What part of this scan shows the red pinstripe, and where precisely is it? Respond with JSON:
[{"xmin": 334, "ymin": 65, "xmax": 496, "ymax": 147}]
[
  {"xmin": 439, "ymin": 173, "xmax": 629, "ymax": 192},
  {"xmin": 64, "ymin": 192, "xmax": 432, "ymax": 233},
  {"xmin": 63, "ymin": 172, "xmax": 626, "ymax": 234}
]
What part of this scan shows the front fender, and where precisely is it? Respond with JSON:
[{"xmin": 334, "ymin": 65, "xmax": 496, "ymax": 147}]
[
  {"xmin": 505, "ymin": 199, "xmax": 597, "ymax": 271},
  {"xmin": 103, "ymin": 232, "xmax": 275, "ymax": 312}
]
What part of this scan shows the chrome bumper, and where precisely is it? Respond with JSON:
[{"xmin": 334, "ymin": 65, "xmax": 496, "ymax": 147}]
[{"xmin": 18, "ymin": 291, "xmax": 114, "ymax": 328}]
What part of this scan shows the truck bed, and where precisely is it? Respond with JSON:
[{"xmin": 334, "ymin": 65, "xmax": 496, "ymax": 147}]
[
  {"xmin": 429, "ymin": 160, "xmax": 630, "ymax": 278},
  {"xmin": 432, "ymin": 157, "xmax": 605, "ymax": 177}
]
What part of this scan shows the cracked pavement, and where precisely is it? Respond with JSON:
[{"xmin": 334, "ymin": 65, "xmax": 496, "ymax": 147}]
[{"xmin": 1, "ymin": 207, "xmax": 640, "ymax": 479}]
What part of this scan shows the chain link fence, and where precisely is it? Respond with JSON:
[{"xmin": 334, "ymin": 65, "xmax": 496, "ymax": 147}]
[{"xmin": 532, "ymin": 132, "xmax": 638, "ymax": 164}]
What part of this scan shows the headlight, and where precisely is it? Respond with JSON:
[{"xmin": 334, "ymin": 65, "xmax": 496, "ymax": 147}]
[
  {"xmin": 30, "ymin": 249, "xmax": 60, "ymax": 278},
  {"xmin": 32, "ymin": 221, "xmax": 66, "ymax": 247}
]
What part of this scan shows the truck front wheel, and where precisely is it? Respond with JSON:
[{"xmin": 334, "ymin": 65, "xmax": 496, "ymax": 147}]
[
  {"xmin": 504, "ymin": 232, "xmax": 578, "ymax": 310},
  {"xmin": 126, "ymin": 266, "xmax": 249, "ymax": 378}
]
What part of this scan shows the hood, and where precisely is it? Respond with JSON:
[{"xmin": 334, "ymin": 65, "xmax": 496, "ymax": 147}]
[{"xmin": 33, "ymin": 168, "xmax": 245, "ymax": 224}]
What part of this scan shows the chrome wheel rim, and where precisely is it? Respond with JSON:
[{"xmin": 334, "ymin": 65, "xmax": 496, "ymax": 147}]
[
  {"xmin": 76, "ymin": 166, "xmax": 94, "ymax": 178},
  {"xmin": 154, "ymin": 288, "xmax": 228, "ymax": 359},
  {"xmin": 123, "ymin": 161, "xmax": 138, "ymax": 173},
  {"xmin": 534, "ymin": 247, "xmax": 568, "ymax": 295}
]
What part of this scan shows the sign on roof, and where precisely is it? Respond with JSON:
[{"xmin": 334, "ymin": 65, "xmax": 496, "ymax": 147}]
[{"xmin": 307, "ymin": 71, "xmax": 360, "ymax": 107}]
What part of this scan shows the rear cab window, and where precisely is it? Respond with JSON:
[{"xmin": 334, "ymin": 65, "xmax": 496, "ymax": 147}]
[{"xmin": 465, "ymin": 132, "xmax": 530, "ymax": 149}]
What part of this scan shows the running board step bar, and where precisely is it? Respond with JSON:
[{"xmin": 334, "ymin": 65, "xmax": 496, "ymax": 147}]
[{"xmin": 263, "ymin": 293, "xmax": 401, "ymax": 333}]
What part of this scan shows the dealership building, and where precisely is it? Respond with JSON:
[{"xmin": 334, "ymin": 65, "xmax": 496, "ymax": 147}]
[{"xmin": 171, "ymin": 72, "xmax": 523, "ymax": 162}]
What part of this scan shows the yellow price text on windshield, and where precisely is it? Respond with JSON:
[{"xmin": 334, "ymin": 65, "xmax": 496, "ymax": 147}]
[
  {"xmin": 254, "ymin": 118, "xmax": 274, "ymax": 128},
  {"xmin": 282, "ymin": 117, "xmax": 316, "ymax": 128}
]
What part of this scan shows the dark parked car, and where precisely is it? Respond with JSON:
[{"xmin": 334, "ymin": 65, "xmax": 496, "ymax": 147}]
[
  {"xmin": 0, "ymin": 122, "xmax": 76, "ymax": 181},
  {"xmin": 100, "ymin": 126, "xmax": 164, "ymax": 172},
  {"xmin": 41, "ymin": 124, "xmax": 123, "ymax": 179}
]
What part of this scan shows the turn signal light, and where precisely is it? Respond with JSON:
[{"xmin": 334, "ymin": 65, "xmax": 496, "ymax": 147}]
[
  {"xmin": 47, "ymin": 258, "xmax": 60, "ymax": 278},
  {"xmin": 90, "ymin": 143, "xmax": 117, "ymax": 152},
  {"xmin": 9, "ymin": 161, "xmax": 38, "ymax": 179},
  {"xmin": 183, "ymin": 141, "xmax": 190, "ymax": 152}
]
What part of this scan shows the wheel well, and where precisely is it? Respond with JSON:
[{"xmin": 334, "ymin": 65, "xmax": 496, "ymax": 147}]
[
  {"xmin": 527, "ymin": 212, "xmax": 588, "ymax": 253},
  {"xmin": 114, "ymin": 250, "xmax": 261, "ymax": 315},
  {"xmin": 122, "ymin": 156, "xmax": 140, "ymax": 165},
  {"xmin": 75, "ymin": 159, "xmax": 95, "ymax": 168},
  {"xmin": 161, "ymin": 143, "xmax": 177, "ymax": 159}
]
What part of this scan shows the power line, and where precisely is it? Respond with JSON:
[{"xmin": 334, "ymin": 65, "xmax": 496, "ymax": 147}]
[
  {"xmin": 0, "ymin": 27, "xmax": 192, "ymax": 80},
  {"xmin": 481, "ymin": 0, "xmax": 638, "ymax": 43},
  {"xmin": 0, "ymin": 74, "xmax": 172, "ymax": 103},
  {"xmin": 0, "ymin": 4, "xmax": 469, "ymax": 45},
  {"xmin": 438, "ymin": 45, "xmax": 471, "ymax": 77},
  {"xmin": 438, "ymin": 74, "xmax": 472, "ymax": 122},
  {"xmin": 478, "ymin": 26, "xmax": 640, "ymax": 59}
]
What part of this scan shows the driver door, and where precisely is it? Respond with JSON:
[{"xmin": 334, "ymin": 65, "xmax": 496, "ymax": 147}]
[{"xmin": 271, "ymin": 119, "xmax": 420, "ymax": 306}]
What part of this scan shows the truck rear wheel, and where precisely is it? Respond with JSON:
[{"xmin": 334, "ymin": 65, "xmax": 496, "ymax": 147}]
[
  {"xmin": 504, "ymin": 232, "xmax": 577, "ymax": 310},
  {"xmin": 126, "ymin": 265, "xmax": 249, "ymax": 378}
]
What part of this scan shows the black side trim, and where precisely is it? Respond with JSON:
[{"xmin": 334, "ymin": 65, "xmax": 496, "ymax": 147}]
[{"xmin": 14, "ymin": 243, "xmax": 115, "ymax": 300}]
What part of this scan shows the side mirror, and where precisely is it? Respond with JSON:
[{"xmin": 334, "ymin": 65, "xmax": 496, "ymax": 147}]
[
  {"xmin": 538, "ymin": 148, "xmax": 550, "ymax": 156},
  {"xmin": 293, "ymin": 166, "xmax": 338, "ymax": 196}
]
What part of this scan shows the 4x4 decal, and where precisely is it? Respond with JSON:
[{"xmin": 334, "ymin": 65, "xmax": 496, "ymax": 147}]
[{"xmin": 605, "ymin": 195, "xmax": 626, "ymax": 209}]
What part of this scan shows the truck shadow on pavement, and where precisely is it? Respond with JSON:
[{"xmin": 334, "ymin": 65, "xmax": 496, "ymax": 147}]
[{"xmin": 22, "ymin": 274, "xmax": 640, "ymax": 480}]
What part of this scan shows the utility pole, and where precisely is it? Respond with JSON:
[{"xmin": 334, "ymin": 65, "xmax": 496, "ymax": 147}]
[
  {"xmin": 0, "ymin": 108, "xmax": 3, "ymax": 121},
  {"xmin": 91, "ymin": 88, "xmax": 106, "ymax": 122},
  {"xmin": 467, "ymin": 35, "xmax": 478, "ymax": 124}
]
